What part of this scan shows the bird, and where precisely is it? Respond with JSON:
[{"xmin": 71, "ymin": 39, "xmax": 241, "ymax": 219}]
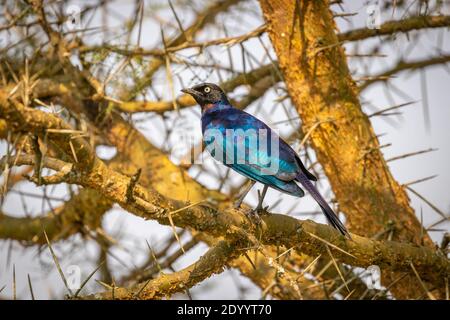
[{"xmin": 181, "ymin": 83, "xmax": 350, "ymax": 238}]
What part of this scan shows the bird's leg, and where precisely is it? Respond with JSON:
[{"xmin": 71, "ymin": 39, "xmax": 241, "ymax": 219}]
[
  {"xmin": 245, "ymin": 185, "xmax": 269, "ymax": 225},
  {"xmin": 254, "ymin": 185, "xmax": 269, "ymax": 213},
  {"xmin": 233, "ymin": 180, "xmax": 256, "ymax": 209}
]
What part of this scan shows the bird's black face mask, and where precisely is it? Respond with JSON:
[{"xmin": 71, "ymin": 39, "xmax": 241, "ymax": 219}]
[{"xmin": 181, "ymin": 83, "xmax": 227, "ymax": 106}]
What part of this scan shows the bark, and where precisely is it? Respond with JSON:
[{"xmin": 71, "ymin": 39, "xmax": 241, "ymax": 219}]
[{"xmin": 259, "ymin": 0, "xmax": 441, "ymax": 299}]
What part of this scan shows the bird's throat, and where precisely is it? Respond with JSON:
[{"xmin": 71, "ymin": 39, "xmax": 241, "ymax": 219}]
[
  {"xmin": 202, "ymin": 103, "xmax": 215, "ymax": 113},
  {"xmin": 201, "ymin": 102, "xmax": 232, "ymax": 115}
]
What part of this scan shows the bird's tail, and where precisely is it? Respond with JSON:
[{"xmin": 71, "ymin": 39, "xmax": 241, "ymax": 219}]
[{"xmin": 296, "ymin": 173, "xmax": 351, "ymax": 239}]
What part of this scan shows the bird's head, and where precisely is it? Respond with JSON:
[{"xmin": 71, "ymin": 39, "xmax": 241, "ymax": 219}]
[{"xmin": 181, "ymin": 83, "xmax": 228, "ymax": 107}]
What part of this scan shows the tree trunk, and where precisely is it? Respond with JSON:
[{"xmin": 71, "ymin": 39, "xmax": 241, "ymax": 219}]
[{"xmin": 259, "ymin": 0, "xmax": 441, "ymax": 299}]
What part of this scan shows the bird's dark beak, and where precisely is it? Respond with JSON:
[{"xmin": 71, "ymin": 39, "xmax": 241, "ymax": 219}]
[{"xmin": 181, "ymin": 87, "xmax": 202, "ymax": 99}]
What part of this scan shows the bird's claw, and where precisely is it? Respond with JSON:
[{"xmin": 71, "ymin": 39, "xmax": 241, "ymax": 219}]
[
  {"xmin": 245, "ymin": 208, "xmax": 262, "ymax": 225},
  {"xmin": 253, "ymin": 205, "xmax": 270, "ymax": 215},
  {"xmin": 245, "ymin": 205, "xmax": 270, "ymax": 225}
]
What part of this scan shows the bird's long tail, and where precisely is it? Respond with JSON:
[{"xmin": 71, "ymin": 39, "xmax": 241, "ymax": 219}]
[{"xmin": 296, "ymin": 173, "xmax": 351, "ymax": 239}]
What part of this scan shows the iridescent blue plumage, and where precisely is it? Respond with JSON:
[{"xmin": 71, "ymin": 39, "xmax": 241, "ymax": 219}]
[
  {"xmin": 181, "ymin": 83, "xmax": 350, "ymax": 238},
  {"xmin": 202, "ymin": 106, "xmax": 307, "ymax": 197}
]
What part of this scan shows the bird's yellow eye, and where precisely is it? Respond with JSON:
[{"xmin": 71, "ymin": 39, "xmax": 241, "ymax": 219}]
[{"xmin": 204, "ymin": 87, "xmax": 211, "ymax": 93}]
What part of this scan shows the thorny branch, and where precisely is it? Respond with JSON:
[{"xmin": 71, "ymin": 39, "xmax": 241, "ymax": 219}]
[{"xmin": 0, "ymin": 99, "xmax": 448, "ymax": 298}]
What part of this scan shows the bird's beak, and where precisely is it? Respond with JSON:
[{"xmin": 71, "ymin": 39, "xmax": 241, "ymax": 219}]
[{"xmin": 181, "ymin": 87, "xmax": 201, "ymax": 99}]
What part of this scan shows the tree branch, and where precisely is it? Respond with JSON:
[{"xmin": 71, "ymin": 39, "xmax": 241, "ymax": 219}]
[
  {"xmin": 338, "ymin": 15, "xmax": 450, "ymax": 42},
  {"xmin": 359, "ymin": 55, "xmax": 450, "ymax": 91},
  {"xmin": 0, "ymin": 150, "xmax": 448, "ymax": 291},
  {"xmin": 117, "ymin": 63, "xmax": 279, "ymax": 113},
  {"xmin": 78, "ymin": 240, "xmax": 240, "ymax": 300},
  {"xmin": 79, "ymin": 25, "xmax": 267, "ymax": 57},
  {"xmin": 123, "ymin": 0, "xmax": 245, "ymax": 101},
  {"xmin": 0, "ymin": 189, "xmax": 111, "ymax": 244}
]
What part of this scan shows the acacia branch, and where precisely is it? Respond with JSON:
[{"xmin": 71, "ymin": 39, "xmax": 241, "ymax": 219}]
[
  {"xmin": 79, "ymin": 240, "xmax": 240, "ymax": 300},
  {"xmin": 0, "ymin": 189, "xmax": 111, "ymax": 244},
  {"xmin": 0, "ymin": 92, "xmax": 94, "ymax": 168},
  {"xmin": 0, "ymin": 149, "xmax": 448, "ymax": 292},
  {"xmin": 79, "ymin": 25, "xmax": 267, "ymax": 57},
  {"xmin": 359, "ymin": 55, "xmax": 450, "ymax": 91},
  {"xmin": 338, "ymin": 15, "xmax": 450, "ymax": 42},
  {"xmin": 117, "ymin": 63, "xmax": 279, "ymax": 113},
  {"xmin": 78, "ymin": 15, "xmax": 450, "ymax": 58},
  {"xmin": 124, "ymin": 0, "xmax": 244, "ymax": 101},
  {"xmin": 4, "ymin": 152, "xmax": 449, "ymax": 293}
]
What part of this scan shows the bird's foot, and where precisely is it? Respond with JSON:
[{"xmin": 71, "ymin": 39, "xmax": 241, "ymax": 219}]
[
  {"xmin": 245, "ymin": 208, "xmax": 262, "ymax": 225},
  {"xmin": 245, "ymin": 205, "xmax": 270, "ymax": 225},
  {"xmin": 233, "ymin": 180, "xmax": 256, "ymax": 210},
  {"xmin": 253, "ymin": 204, "xmax": 270, "ymax": 215},
  {"xmin": 253, "ymin": 185, "xmax": 269, "ymax": 215}
]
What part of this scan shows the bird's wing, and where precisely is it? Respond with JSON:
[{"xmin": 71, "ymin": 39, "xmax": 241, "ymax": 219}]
[
  {"xmin": 203, "ymin": 108, "xmax": 301, "ymax": 182},
  {"xmin": 229, "ymin": 162, "xmax": 305, "ymax": 197},
  {"xmin": 237, "ymin": 109, "xmax": 317, "ymax": 181}
]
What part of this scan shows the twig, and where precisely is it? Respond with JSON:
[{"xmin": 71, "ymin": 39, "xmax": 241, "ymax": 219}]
[
  {"xmin": 27, "ymin": 274, "xmax": 35, "ymax": 300},
  {"xmin": 43, "ymin": 230, "xmax": 73, "ymax": 296},
  {"xmin": 410, "ymin": 262, "xmax": 436, "ymax": 300}
]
